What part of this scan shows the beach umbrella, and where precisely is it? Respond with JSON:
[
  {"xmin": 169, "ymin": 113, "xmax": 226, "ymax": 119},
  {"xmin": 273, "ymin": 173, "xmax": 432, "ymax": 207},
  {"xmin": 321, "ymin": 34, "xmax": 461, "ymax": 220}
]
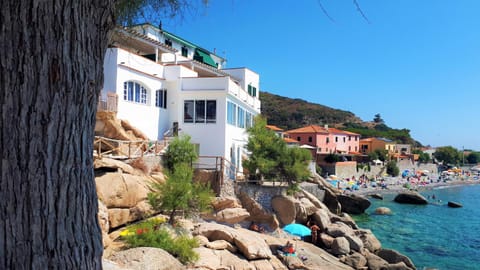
[
  {"xmin": 300, "ymin": 144, "xmax": 316, "ymax": 149},
  {"xmin": 283, "ymin": 223, "xmax": 311, "ymax": 237}
]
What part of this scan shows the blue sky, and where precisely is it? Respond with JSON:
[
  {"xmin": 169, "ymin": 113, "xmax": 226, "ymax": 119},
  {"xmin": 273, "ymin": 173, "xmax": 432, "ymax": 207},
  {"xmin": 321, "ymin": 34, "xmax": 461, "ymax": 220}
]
[{"xmin": 161, "ymin": 0, "xmax": 480, "ymax": 150}]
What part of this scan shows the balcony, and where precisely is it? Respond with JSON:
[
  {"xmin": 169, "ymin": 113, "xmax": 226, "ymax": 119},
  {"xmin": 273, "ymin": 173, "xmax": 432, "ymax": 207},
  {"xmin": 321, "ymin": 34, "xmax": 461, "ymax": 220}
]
[{"xmin": 181, "ymin": 77, "xmax": 260, "ymax": 111}]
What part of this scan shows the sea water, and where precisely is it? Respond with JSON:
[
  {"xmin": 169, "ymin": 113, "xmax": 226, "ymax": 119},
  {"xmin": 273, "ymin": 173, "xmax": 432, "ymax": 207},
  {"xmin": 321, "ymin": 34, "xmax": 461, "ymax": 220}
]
[{"xmin": 354, "ymin": 184, "xmax": 480, "ymax": 270}]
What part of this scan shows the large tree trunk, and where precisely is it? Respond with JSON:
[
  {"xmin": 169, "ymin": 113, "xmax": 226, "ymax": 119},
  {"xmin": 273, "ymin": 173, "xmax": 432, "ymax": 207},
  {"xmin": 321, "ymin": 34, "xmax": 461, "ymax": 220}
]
[{"xmin": 1, "ymin": 1, "xmax": 114, "ymax": 269}]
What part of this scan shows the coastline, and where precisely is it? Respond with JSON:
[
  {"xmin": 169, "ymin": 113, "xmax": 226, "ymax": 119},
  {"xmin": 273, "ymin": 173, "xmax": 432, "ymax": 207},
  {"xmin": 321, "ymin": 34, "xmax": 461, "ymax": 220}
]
[
  {"xmin": 352, "ymin": 178, "xmax": 480, "ymax": 270},
  {"xmin": 345, "ymin": 175, "xmax": 480, "ymax": 197}
]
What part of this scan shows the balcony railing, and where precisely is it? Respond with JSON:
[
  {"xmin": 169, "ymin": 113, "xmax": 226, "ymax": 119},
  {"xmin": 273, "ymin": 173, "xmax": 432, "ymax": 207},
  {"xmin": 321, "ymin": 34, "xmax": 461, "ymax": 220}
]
[{"xmin": 97, "ymin": 92, "xmax": 118, "ymax": 112}]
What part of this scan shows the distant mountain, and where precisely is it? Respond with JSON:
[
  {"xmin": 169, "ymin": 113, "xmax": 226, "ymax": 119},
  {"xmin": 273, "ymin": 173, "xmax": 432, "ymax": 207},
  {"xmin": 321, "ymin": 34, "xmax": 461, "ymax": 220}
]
[{"xmin": 260, "ymin": 91, "xmax": 420, "ymax": 146}]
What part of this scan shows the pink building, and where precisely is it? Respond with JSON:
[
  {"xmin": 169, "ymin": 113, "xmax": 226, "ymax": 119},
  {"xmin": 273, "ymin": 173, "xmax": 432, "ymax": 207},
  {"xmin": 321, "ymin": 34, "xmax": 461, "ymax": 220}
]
[{"xmin": 286, "ymin": 125, "xmax": 360, "ymax": 155}]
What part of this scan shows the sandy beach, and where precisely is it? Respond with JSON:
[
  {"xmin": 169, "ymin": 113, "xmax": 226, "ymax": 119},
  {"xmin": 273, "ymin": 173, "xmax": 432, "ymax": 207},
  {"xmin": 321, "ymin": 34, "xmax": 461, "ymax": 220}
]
[{"xmin": 342, "ymin": 174, "xmax": 480, "ymax": 197}]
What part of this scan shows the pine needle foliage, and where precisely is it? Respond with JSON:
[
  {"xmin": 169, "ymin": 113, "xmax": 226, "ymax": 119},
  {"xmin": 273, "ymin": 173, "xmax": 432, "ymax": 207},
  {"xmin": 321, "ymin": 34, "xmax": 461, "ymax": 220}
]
[
  {"xmin": 244, "ymin": 116, "xmax": 311, "ymax": 185},
  {"xmin": 122, "ymin": 219, "xmax": 199, "ymax": 264}
]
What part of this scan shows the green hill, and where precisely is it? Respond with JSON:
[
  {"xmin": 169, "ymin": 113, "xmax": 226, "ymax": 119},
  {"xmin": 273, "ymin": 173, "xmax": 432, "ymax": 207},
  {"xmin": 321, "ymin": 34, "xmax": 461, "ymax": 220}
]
[{"xmin": 260, "ymin": 91, "xmax": 419, "ymax": 146}]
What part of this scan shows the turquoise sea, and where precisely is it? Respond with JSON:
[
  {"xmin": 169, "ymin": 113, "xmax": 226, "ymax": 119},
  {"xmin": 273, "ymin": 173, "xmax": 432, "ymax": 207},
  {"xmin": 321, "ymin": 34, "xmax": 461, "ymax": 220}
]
[{"xmin": 354, "ymin": 184, "xmax": 480, "ymax": 270}]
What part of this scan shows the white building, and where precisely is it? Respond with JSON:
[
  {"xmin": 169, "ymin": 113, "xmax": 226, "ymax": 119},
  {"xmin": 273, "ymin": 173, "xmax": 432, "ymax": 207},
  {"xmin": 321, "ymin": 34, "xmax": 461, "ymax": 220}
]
[{"xmin": 101, "ymin": 23, "xmax": 261, "ymax": 176}]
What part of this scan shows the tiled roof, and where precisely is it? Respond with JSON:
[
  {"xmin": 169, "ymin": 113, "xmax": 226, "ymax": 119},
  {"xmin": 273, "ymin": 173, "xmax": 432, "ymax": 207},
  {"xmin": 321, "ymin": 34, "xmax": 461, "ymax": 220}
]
[
  {"xmin": 287, "ymin": 125, "xmax": 329, "ymax": 134},
  {"xmin": 266, "ymin": 125, "xmax": 283, "ymax": 131},
  {"xmin": 286, "ymin": 125, "xmax": 359, "ymax": 136}
]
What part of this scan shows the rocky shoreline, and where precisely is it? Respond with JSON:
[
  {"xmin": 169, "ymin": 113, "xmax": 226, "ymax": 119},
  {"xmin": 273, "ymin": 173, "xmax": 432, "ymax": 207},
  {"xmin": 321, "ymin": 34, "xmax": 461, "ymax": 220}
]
[{"xmin": 98, "ymin": 157, "xmax": 421, "ymax": 270}]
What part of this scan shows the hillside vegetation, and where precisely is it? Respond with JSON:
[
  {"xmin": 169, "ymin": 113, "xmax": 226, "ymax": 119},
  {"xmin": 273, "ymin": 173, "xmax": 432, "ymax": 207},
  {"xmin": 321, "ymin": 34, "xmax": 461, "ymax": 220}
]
[{"xmin": 260, "ymin": 91, "xmax": 419, "ymax": 146}]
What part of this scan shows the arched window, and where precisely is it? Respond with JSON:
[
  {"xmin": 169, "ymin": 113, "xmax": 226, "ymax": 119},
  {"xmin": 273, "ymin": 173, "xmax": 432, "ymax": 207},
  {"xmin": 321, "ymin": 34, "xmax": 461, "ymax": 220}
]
[{"xmin": 123, "ymin": 81, "xmax": 148, "ymax": 104}]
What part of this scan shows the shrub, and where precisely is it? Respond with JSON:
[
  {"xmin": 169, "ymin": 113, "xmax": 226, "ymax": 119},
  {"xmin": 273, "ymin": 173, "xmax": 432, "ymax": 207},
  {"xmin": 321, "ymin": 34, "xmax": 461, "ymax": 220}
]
[
  {"xmin": 286, "ymin": 183, "xmax": 300, "ymax": 196},
  {"xmin": 386, "ymin": 161, "xmax": 400, "ymax": 177},
  {"xmin": 148, "ymin": 163, "xmax": 214, "ymax": 225},
  {"xmin": 121, "ymin": 219, "xmax": 199, "ymax": 264},
  {"xmin": 163, "ymin": 135, "xmax": 198, "ymax": 171}
]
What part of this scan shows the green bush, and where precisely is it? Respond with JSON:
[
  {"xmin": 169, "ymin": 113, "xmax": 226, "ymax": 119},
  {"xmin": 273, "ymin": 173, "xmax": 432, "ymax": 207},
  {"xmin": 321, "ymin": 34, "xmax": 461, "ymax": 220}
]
[
  {"xmin": 286, "ymin": 183, "xmax": 300, "ymax": 196},
  {"xmin": 324, "ymin": 153, "xmax": 340, "ymax": 163},
  {"xmin": 148, "ymin": 163, "xmax": 214, "ymax": 225},
  {"xmin": 163, "ymin": 135, "xmax": 198, "ymax": 171},
  {"xmin": 386, "ymin": 161, "xmax": 400, "ymax": 177},
  {"xmin": 121, "ymin": 219, "xmax": 199, "ymax": 264}
]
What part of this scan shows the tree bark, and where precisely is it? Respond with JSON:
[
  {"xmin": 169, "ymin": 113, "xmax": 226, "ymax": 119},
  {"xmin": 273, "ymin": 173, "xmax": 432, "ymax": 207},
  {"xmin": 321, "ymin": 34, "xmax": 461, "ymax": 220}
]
[{"xmin": 1, "ymin": 1, "xmax": 114, "ymax": 269}]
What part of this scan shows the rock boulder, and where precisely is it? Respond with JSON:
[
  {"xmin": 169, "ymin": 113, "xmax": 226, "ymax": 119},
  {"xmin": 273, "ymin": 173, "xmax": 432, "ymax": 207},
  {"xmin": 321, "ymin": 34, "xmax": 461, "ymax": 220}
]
[
  {"xmin": 238, "ymin": 191, "xmax": 279, "ymax": 230},
  {"xmin": 214, "ymin": 208, "xmax": 250, "ymax": 224},
  {"xmin": 271, "ymin": 195, "xmax": 297, "ymax": 225},
  {"xmin": 394, "ymin": 192, "xmax": 428, "ymax": 205},
  {"xmin": 211, "ymin": 196, "xmax": 242, "ymax": 211},
  {"xmin": 337, "ymin": 194, "xmax": 371, "ymax": 214},
  {"xmin": 194, "ymin": 223, "xmax": 272, "ymax": 260},
  {"xmin": 376, "ymin": 248, "xmax": 416, "ymax": 269},
  {"xmin": 331, "ymin": 237, "xmax": 350, "ymax": 256},
  {"xmin": 108, "ymin": 247, "xmax": 184, "ymax": 270},
  {"xmin": 375, "ymin": 207, "xmax": 392, "ymax": 215}
]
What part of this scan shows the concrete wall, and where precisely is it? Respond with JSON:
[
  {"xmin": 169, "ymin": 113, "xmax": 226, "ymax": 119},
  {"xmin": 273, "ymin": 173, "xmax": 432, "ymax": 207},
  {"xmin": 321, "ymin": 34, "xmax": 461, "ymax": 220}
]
[
  {"xmin": 238, "ymin": 184, "xmax": 287, "ymax": 212},
  {"xmin": 322, "ymin": 160, "xmax": 440, "ymax": 180}
]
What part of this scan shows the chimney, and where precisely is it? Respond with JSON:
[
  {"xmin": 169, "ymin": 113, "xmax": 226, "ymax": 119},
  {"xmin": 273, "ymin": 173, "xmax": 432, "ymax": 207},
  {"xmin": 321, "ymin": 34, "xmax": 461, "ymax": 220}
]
[{"xmin": 324, "ymin": 124, "xmax": 329, "ymax": 130}]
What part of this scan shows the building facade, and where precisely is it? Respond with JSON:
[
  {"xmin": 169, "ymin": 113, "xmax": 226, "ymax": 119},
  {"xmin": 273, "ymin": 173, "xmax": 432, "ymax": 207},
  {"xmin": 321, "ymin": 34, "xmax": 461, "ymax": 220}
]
[
  {"xmin": 286, "ymin": 125, "xmax": 360, "ymax": 155},
  {"xmin": 101, "ymin": 24, "xmax": 261, "ymax": 175},
  {"xmin": 359, "ymin": 137, "xmax": 396, "ymax": 155}
]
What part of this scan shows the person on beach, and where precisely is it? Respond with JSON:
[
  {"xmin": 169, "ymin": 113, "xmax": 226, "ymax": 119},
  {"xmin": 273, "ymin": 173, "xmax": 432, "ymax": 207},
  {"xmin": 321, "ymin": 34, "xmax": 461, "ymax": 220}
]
[{"xmin": 282, "ymin": 241, "xmax": 295, "ymax": 255}]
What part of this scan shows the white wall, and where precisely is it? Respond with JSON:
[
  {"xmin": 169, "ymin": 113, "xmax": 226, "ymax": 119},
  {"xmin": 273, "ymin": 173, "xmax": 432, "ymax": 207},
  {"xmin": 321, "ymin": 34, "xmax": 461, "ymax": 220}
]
[
  {"xmin": 164, "ymin": 65, "xmax": 197, "ymax": 80},
  {"xmin": 103, "ymin": 49, "xmax": 169, "ymax": 140},
  {"xmin": 116, "ymin": 49, "xmax": 164, "ymax": 77},
  {"xmin": 222, "ymin": 68, "xmax": 259, "ymax": 93},
  {"xmin": 103, "ymin": 49, "xmax": 118, "ymax": 100},
  {"xmin": 178, "ymin": 90, "xmax": 227, "ymax": 157},
  {"xmin": 102, "ymin": 34, "xmax": 260, "ymax": 177}
]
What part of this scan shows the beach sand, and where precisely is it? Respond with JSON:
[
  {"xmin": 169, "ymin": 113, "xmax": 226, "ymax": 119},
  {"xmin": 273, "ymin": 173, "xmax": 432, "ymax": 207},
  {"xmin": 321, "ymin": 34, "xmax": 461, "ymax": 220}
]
[{"xmin": 343, "ymin": 174, "xmax": 480, "ymax": 197}]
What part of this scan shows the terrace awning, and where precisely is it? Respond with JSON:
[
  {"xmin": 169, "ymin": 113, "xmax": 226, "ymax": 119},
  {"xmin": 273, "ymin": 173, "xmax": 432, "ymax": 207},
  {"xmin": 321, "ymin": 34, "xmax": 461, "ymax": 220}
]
[{"xmin": 194, "ymin": 49, "xmax": 217, "ymax": 67}]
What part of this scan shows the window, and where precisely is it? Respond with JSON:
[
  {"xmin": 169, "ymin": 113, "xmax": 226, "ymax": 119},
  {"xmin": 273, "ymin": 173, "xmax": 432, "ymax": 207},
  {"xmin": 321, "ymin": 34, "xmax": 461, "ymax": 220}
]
[
  {"xmin": 349, "ymin": 146, "xmax": 351, "ymax": 151},
  {"xmin": 155, "ymin": 89, "xmax": 167, "ymax": 108},
  {"xmin": 195, "ymin": 100, "xmax": 205, "ymax": 123},
  {"xmin": 206, "ymin": 100, "xmax": 216, "ymax": 123},
  {"xmin": 247, "ymin": 85, "xmax": 257, "ymax": 97},
  {"xmin": 335, "ymin": 137, "xmax": 338, "ymax": 142},
  {"xmin": 227, "ymin": 101, "xmax": 237, "ymax": 125},
  {"xmin": 349, "ymin": 136, "xmax": 351, "ymax": 141},
  {"xmin": 123, "ymin": 81, "xmax": 147, "ymax": 104},
  {"xmin": 184, "ymin": 99, "xmax": 217, "ymax": 124},
  {"xmin": 355, "ymin": 136, "xmax": 358, "ymax": 141},
  {"xmin": 181, "ymin": 46, "xmax": 188, "ymax": 57},
  {"xmin": 165, "ymin": 39, "xmax": 172, "ymax": 47},
  {"xmin": 326, "ymin": 137, "xmax": 330, "ymax": 144},
  {"xmin": 237, "ymin": 107, "xmax": 245, "ymax": 128},
  {"xmin": 318, "ymin": 148, "xmax": 322, "ymax": 152},
  {"xmin": 245, "ymin": 112, "xmax": 252, "ymax": 128},
  {"xmin": 308, "ymin": 136, "xmax": 312, "ymax": 143},
  {"xmin": 227, "ymin": 101, "xmax": 253, "ymax": 129},
  {"xmin": 343, "ymin": 137, "xmax": 346, "ymax": 142},
  {"xmin": 184, "ymin": 100, "xmax": 194, "ymax": 123},
  {"xmin": 355, "ymin": 146, "xmax": 358, "ymax": 152},
  {"xmin": 297, "ymin": 137, "xmax": 301, "ymax": 141}
]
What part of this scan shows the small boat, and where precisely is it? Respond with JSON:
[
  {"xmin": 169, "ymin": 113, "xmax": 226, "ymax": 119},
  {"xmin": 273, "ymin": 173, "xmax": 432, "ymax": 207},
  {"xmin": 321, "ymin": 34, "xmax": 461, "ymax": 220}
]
[{"xmin": 447, "ymin": 201, "xmax": 462, "ymax": 208}]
